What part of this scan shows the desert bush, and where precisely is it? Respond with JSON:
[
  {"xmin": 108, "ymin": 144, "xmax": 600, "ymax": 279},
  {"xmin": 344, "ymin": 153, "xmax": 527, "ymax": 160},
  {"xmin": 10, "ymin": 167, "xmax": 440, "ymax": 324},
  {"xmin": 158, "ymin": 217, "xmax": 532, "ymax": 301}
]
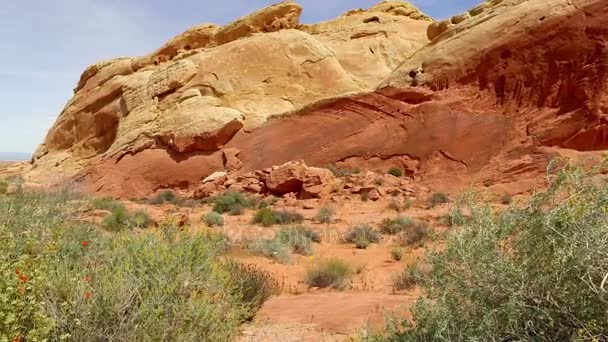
[
  {"xmin": 345, "ymin": 225, "xmax": 381, "ymax": 249},
  {"xmin": 257, "ymin": 196, "xmax": 278, "ymax": 209},
  {"xmin": 102, "ymin": 206, "xmax": 133, "ymax": 232},
  {"xmin": 397, "ymin": 222, "xmax": 430, "ymax": 247},
  {"xmin": 326, "ymin": 164, "xmax": 360, "ymax": 177},
  {"xmin": 428, "ymin": 192, "xmax": 450, "ymax": 207},
  {"xmin": 252, "ymin": 208, "xmax": 304, "ymax": 227},
  {"xmin": 379, "ymin": 162, "xmax": 608, "ymax": 341},
  {"xmin": 500, "ymin": 193, "xmax": 513, "ymax": 205},
  {"xmin": 0, "ymin": 179, "xmax": 8, "ymax": 194},
  {"xmin": 388, "ymin": 167, "xmax": 403, "ymax": 177},
  {"xmin": 305, "ymin": 259, "xmax": 352, "ymax": 290},
  {"xmin": 390, "ymin": 247, "xmax": 404, "ymax": 261},
  {"xmin": 276, "ymin": 226, "xmax": 317, "ymax": 256},
  {"xmin": 91, "ymin": 197, "xmax": 125, "ymax": 211},
  {"xmin": 315, "ymin": 206, "xmax": 335, "ymax": 223},
  {"xmin": 213, "ymin": 191, "xmax": 254, "ymax": 214},
  {"xmin": 203, "ymin": 211, "xmax": 224, "ymax": 227},
  {"xmin": 392, "ymin": 262, "xmax": 429, "ymax": 291},
  {"xmin": 379, "ymin": 216, "xmax": 414, "ymax": 235},
  {"xmin": 130, "ymin": 210, "xmax": 153, "ymax": 229},
  {"xmin": 221, "ymin": 260, "xmax": 279, "ymax": 318},
  {"xmin": 248, "ymin": 226, "xmax": 317, "ymax": 263},
  {"xmin": 247, "ymin": 238, "xmax": 293, "ymax": 264},
  {"xmin": 0, "ymin": 191, "xmax": 275, "ymax": 341},
  {"xmin": 149, "ymin": 190, "xmax": 179, "ymax": 205}
]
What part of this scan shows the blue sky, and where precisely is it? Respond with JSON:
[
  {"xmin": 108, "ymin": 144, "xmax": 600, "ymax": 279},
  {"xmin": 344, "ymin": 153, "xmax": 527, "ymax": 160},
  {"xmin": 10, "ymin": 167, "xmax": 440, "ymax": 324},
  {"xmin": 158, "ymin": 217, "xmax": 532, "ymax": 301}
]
[{"xmin": 0, "ymin": 0, "xmax": 480, "ymax": 154}]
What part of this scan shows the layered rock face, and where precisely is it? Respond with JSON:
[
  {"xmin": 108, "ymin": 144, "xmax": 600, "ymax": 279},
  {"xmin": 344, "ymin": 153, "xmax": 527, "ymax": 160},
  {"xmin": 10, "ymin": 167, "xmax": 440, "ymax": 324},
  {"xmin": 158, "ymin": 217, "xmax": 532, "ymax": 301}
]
[{"xmin": 29, "ymin": 0, "xmax": 608, "ymax": 197}]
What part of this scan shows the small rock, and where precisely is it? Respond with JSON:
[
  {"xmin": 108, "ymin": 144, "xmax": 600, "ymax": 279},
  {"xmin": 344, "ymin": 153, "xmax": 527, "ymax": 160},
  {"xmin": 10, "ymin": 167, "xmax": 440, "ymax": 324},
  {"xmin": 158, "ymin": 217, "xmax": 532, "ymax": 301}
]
[
  {"xmin": 203, "ymin": 171, "xmax": 227, "ymax": 183},
  {"xmin": 368, "ymin": 188, "xmax": 381, "ymax": 201}
]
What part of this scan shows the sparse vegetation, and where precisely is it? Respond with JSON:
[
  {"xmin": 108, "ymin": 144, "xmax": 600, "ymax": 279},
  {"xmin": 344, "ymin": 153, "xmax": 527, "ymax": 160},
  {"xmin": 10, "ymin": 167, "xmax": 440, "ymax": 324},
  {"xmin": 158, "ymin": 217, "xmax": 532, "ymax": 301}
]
[
  {"xmin": 390, "ymin": 247, "xmax": 403, "ymax": 261},
  {"xmin": 315, "ymin": 206, "xmax": 335, "ymax": 223},
  {"xmin": 360, "ymin": 190, "xmax": 370, "ymax": 202},
  {"xmin": 428, "ymin": 192, "xmax": 450, "ymax": 207},
  {"xmin": 345, "ymin": 224, "xmax": 381, "ymax": 249},
  {"xmin": 326, "ymin": 164, "xmax": 360, "ymax": 177},
  {"xmin": 130, "ymin": 210, "xmax": 153, "ymax": 229},
  {"xmin": 397, "ymin": 222, "xmax": 430, "ymax": 247},
  {"xmin": 212, "ymin": 191, "xmax": 255, "ymax": 214},
  {"xmin": 377, "ymin": 162, "xmax": 608, "ymax": 341},
  {"xmin": 149, "ymin": 189, "xmax": 179, "ymax": 205},
  {"xmin": 0, "ymin": 191, "xmax": 276, "ymax": 341},
  {"xmin": 379, "ymin": 216, "xmax": 414, "ymax": 235},
  {"xmin": 0, "ymin": 179, "xmax": 8, "ymax": 194},
  {"xmin": 392, "ymin": 262, "xmax": 428, "ymax": 291},
  {"xmin": 252, "ymin": 208, "xmax": 304, "ymax": 227},
  {"xmin": 91, "ymin": 196, "xmax": 125, "ymax": 211},
  {"xmin": 102, "ymin": 206, "xmax": 134, "ymax": 232},
  {"xmin": 388, "ymin": 198, "xmax": 414, "ymax": 212},
  {"xmin": 388, "ymin": 167, "xmax": 403, "ymax": 177},
  {"xmin": 247, "ymin": 226, "xmax": 318, "ymax": 263},
  {"xmin": 500, "ymin": 193, "xmax": 513, "ymax": 205},
  {"xmin": 203, "ymin": 211, "xmax": 224, "ymax": 227},
  {"xmin": 257, "ymin": 196, "xmax": 278, "ymax": 208},
  {"xmin": 305, "ymin": 259, "xmax": 352, "ymax": 290}
]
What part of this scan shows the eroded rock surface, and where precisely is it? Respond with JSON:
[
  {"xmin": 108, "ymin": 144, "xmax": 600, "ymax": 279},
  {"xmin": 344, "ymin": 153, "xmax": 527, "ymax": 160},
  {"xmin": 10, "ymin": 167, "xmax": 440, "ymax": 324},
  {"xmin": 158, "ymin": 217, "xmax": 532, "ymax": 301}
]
[{"xmin": 27, "ymin": 0, "xmax": 608, "ymax": 198}]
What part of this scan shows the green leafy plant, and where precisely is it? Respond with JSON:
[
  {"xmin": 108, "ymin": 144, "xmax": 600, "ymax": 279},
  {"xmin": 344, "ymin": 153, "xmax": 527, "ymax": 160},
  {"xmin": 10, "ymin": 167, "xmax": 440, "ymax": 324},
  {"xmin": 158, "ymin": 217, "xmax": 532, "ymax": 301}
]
[
  {"xmin": 305, "ymin": 259, "xmax": 352, "ymax": 290},
  {"xmin": 252, "ymin": 208, "xmax": 304, "ymax": 227},
  {"xmin": 315, "ymin": 206, "xmax": 335, "ymax": 223},
  {"xmin": 0, "ymin": 179, "xmax": 8, "ymax": 194},
  {"xmin": 392, "ymin": 262, "xmax": 429, "ymax": 291},
  {"xmin": 0, "ymin": 191, "xmax": 275, "ymax": 341},
  {"xmin": 390, "ymin": 247, "xmax": 404, "ymax": 261},
  {"xmin": 381, "ymin": 162, "xmax": 608, "ymax": 341},
  {"xmin": 326, "ymin": 164, "xmax": 360, "ymax": 177},
  {"xmin": 130, "ymin": 210, "xmax": 153, "ymax": 229},
  {"xmin": 203, "ymin": 212, "xmax": 224, "ymax": 227},
  {"xmin": 149, "ymin": 190, "xmax": 179, "ymax": 205},
  {"xmin": 212, "ymin": 191, "xmax": 254, "ymax": 214},
  {"xmin": 428, "ymin": 192, "xmax": 450, "ymax": 207},
  {"xmin": 500, "ymin": 193, "xmax": 513, "ymax": 205},
  {"xmin": 397, "ymin": 222, "xmax": 430, "ymax": 247},
  {"xmin": 379, "ymin": 216, "xmax": 414, "ymax": 235},
  {"xmin": 102, "ymin": 206, "xmax": 133, "ymax": 232},
  {"xmin": 344, "ymin": 225, "xmax": 381, "ymax": 249},
  {"xmin": 388, "ymin": 167, "xmax": 403, "ymax": 177},
  {"xmin": 91, "ymin": 197, "xmax": 125, "ymax": 211}
]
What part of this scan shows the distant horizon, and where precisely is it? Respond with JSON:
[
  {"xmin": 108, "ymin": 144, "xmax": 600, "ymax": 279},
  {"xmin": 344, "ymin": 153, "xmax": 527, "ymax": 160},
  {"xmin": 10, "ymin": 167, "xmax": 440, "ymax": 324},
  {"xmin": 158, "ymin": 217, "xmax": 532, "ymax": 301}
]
[{"xmin": 0, "ymin": 152, "xmax": 32, "ymax": 161}]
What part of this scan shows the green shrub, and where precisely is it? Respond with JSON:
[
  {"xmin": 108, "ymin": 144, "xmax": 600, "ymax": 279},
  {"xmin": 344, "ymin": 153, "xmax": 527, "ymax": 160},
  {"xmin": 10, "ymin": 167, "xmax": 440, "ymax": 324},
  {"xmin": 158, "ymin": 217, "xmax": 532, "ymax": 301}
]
[
  {"xmin": 131, "ymin": 210, "xmax": 153, "ymax": 229},
  {"xmin": 213, "ymin": 191, "xmax": 254, "ymax": 214},
  {"xmin": 247, "ymin": 238, "xmax": 293, "ymax": 264},
  {"xmin": 102, "ymin": 206, "xmax": 133, "ymax": 232},
  {"xmin": 428, "ymin": 192, "xmax": 450, "ymax": 207},
  {"xmin": 221, "ymin": 260, "xmax": 279, "ymax": 318},
  {"xmin": 91, "ymin": 197, "xmax": 125, "ymax": 211},
  {"xmin": 0, "ymin": 191, "xmax": 274, "ymax": 341},
  {"xmin": 390, "ymin": 247, "xmax": 404, "ymax": 261},
  {"xmin": 392, "ymin": 262, "xmax": 428, "ymax": 291},
  {"xmin": 203, "ymin": 212, "xmax": 224, "ymax": 227},
  {"xmin": 397, "ymin": 222, "xmax": 430, "ymax": 247},
  {"xmin": 305, "ymin": 259, "xmax": 352, "ymax": 290},
  {"xmin": 257, "ymin": 196, "xmax": 278, "ymax": 209},
  {"xmin": 381, "ymin": 162, "xmax": 608, "ymax": 341},
  {"xmin": 279, "ymin": 225, "xmax": 321, "ymax": 243},
  {"xmin": 315, "ymin": 206, "xmax": 335, "ymax": 223},
  {"xmin": 277, "ymin": 227, "xmax": 314, "ymax": 256},
  {"xmin": 345, "ymin": 225, "xmax": 381, "ymax": 249},
  {"xmin": 388, "ymin": 167, "xmax": 403, "ymax": 177},
  {"xmin": 442, "ymin": 206, "xmax": 468, "ymax": 227},
  {"xmin": 0, "ymin": 179, "xmax": 8, "ymax": 194},
  {"xmin": 326, "ymin": 164, "xmax": 360, "ymax": 177},
  {"xmin": 379, "ymin": 216, "xmax": 414, "ymax": 235},
  {"xmin": 252, "ymin": 208, "xmax": 304, "ymax": 227},
  {"xmin": 149, "ymin": 190, "xmax": 179, "ymax": 205}
]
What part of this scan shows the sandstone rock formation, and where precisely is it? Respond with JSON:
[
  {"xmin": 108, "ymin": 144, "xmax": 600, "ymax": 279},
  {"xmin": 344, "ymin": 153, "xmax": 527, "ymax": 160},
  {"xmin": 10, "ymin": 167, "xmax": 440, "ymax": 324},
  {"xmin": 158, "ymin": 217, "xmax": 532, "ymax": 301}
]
[{"xmin": 27, "ymin": 0, "xmax": 608, "ymax": 198}]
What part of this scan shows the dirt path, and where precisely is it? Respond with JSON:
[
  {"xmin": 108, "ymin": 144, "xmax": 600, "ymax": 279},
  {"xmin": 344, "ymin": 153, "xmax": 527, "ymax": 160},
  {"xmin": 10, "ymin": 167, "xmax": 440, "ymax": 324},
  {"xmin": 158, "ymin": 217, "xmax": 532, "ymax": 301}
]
[{"xmin": 237, "ymin": 291, "xmax": 418, "ymax": 341}]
